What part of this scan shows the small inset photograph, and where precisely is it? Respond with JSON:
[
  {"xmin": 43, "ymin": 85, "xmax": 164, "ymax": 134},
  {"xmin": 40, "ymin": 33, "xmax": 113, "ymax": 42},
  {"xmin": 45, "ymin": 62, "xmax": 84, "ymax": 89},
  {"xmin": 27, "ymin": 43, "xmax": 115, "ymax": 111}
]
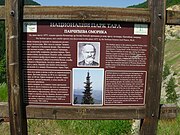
[
  {"xmin": 72, "ymin": 68, "xmax": 104, "ymax": 106},
  {"xmin": 77, "ymin": 42, "xmax": 100, "ymax": 67}
]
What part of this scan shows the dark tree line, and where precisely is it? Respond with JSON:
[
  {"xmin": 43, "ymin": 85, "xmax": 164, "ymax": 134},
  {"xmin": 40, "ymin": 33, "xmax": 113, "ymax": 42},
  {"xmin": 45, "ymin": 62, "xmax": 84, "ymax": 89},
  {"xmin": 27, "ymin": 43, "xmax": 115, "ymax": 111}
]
[
  {"xmin": 128, "ymin": 0, "xmax": 180, "ymax": 8},
  {"xmin": 0, "ymin": 21, "xmax": 6, "ymax": 83},
  {"xmin": 0, "ymin": 0, "xmax": 40, "ymax": 5}
]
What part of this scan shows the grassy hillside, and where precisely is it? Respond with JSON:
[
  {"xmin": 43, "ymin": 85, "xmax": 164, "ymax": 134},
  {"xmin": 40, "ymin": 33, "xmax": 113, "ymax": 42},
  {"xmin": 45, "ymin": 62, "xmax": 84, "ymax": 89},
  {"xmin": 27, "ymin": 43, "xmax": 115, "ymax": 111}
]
[
  {"xmin": 164, "ymin": 40, "xmax": 180, "ymax": 74},
  {"xmin": 0, "ymin": 0, "xmax": 40, "ymax": 5},
  {"xmin": 128, "ymin": 0, "xmax": 180, "ymax": 8}
]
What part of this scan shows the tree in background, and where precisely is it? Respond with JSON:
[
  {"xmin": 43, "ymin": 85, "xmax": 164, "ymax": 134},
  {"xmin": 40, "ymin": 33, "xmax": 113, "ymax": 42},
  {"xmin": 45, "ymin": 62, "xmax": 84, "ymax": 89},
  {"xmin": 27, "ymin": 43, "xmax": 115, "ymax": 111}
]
[
  {"xmin": 162, "ymin": 63, "xmax": 171, "ymax": 80},
  {"xmin": 0, "ymin": 21, "xmax": 6, "ymax": 83},
  {"xmin": 165, "ymin": 77, "xmax": 178, "ymax": 103},
  {"xmin": 128, "ymin": 0, "xmax": 180, "ymax": 8},
  {"xmin": 81, "ymin": 72, "xmax": 94, "ymax": 104}
]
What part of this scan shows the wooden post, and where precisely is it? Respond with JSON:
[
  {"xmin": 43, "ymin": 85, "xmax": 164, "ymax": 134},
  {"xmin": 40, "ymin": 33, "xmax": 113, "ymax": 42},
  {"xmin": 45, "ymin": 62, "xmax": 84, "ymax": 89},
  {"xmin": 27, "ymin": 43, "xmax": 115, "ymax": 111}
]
[
  {"xmin": 140, "ymin": 0, "xmax": 166, "ymax": 135},
  {"xmin": 5, "ymin": 0, "xmax": 27, "ymax": 135}
]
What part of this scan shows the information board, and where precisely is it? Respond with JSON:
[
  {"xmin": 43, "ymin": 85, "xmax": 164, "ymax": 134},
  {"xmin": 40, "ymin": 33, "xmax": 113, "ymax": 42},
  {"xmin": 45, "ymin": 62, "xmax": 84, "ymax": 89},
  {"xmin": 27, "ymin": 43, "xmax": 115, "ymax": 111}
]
[{"xmin": 22, "ymin": 21, "xmax": 149, "ymax": 106}]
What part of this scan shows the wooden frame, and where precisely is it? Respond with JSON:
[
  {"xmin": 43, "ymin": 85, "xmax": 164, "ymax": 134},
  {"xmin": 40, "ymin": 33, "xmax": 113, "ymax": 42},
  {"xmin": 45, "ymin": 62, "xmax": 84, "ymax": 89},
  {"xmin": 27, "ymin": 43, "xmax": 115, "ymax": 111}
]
[
  {"xmin": 140, "ymin": 0, "xmax": 166, "ymax": 134},
  {"xmin": 6, "ymin": 0, "xmax": 27, "ymax": 135},
  {"xmin": 1, "ymin": 0, "xmax": 180, "ymax": 134}
]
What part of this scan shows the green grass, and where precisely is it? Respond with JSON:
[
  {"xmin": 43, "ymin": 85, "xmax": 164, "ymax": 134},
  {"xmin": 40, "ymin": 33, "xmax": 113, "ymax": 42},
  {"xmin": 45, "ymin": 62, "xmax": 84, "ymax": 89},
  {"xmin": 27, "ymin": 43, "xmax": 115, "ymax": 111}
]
[
  {"xmin": 158, "ymin": 113, "xmax": 180, "ymax": 135},
  {"xmin": 0, "ymin": 113, "xmax": 132, "ymax": 135},
  {"xmin": 27, "ymin": 119, "xmax": 62, "ymax": 135},
  {"xmin": 0, "ymin": 123, "xmax": 10, "ymax": 135},
  {"xmin": 57, "ymin": 120, "xmax": 132, "ymax": 135},
  {"xmin": 28, "ymin": 119, "xmax": 132, "ymax": 135},
  {"xmin": 0, "ymin": 83, "xmax": 8, "ymax": 102},
  {"xmin": 2, "ymin": 116, "xmax": 180, "ymax": 135}
]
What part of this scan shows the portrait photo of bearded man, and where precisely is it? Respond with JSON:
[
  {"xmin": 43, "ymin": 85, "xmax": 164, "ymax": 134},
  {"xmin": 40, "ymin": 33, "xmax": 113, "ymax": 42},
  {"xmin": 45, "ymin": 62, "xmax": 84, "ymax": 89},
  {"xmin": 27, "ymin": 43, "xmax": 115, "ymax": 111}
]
[{"xmin": 77, "ymin": 42, "xmax": 100, "ymax": 67}]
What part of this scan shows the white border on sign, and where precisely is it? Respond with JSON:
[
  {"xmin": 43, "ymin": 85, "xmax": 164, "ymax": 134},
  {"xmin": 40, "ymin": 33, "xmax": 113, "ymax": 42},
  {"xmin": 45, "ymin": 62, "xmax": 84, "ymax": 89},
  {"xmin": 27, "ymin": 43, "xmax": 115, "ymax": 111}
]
[
  {"xmin": 134, "ymin": 24, "xmax": 148, "ymax": 35},
  {"xmin": 104, "ymin": 70, "xmax": 147, "ymax": 106},
  {"xmin": 23, "ymin": 21, "xmax": 37, "ymax": 33},
  {"xmin": 72, "ymin": 68, "xmax": 104, "ymax": 106}
]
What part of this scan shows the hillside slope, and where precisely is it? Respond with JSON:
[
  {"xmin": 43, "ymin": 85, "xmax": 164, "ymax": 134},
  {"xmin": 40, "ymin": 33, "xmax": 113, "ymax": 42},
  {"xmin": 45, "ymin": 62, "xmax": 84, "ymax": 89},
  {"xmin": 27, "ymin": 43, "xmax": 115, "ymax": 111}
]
[
  {"xmin": 128, "ymin": 0, "xmax": 180, "ymax": 8},
  {"xmin": 165, "ymin": 5, "xmax": 180, "ymax": 74},
  {"xmin": 164, "ymin": 40, "xmax": 180, "ymax": 74}
]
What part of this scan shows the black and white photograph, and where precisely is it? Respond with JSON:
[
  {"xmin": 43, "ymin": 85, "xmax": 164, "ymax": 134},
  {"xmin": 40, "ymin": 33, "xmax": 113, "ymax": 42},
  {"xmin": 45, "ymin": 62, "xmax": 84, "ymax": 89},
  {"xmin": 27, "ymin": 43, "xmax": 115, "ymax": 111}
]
[
  {"xmin": 72, "ymin": 68, "xmax": 104, "ymax": 106},
  {"xmin": 77, "ymin": 42, "xmax": 100, "ymax": 67}
]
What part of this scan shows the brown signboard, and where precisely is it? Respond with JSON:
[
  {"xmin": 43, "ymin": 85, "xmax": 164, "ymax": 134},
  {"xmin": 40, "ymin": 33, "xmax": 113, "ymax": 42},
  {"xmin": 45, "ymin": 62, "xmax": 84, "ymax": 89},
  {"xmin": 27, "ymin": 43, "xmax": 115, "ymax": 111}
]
[
  {"xmin": 22, "ymin": 21, "xmax": 149, "ymax": 106},
  {"xmin": 4, "ymin": 1, "xmax": 166, "ymax": 134}
]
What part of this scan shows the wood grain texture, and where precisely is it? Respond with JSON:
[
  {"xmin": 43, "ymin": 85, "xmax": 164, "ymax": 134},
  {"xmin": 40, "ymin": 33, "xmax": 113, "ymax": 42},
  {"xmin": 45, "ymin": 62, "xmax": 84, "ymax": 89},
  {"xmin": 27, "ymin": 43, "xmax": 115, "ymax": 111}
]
[
  {"xmin": 1, "ymin": 103, "xmax": 178, "ymax": 120},
  {"xmin": 23, "ymin": 6, "xmax": 150, "ymax": 22},
  {"xmin": 0, "ymin": 6, "xmax": 5, "ymax": 20},
  {"xmin": 160, "ymin": 104, "xmax": 178, "ymax": 119},
  {"xmin": 26, "ymin": 106, "xmax": 146, "ymax": 120},
  {"xmin": 0, "ymin": 104, "xmax": 145, "ymax": 120},
  {"xmin": 1, "ymin": 6, "xmax": 150, "ymax": 22},
  {"xmin": 140, "ymin": 0, "xmax": 166, "ymax": 135},
  {"xmin": 0, "ymin": 6, "xmax": 179, "ymax": 24},
  {"xmin": 5, "ymin": 0, "xmax": 27, "ymax": 135}
]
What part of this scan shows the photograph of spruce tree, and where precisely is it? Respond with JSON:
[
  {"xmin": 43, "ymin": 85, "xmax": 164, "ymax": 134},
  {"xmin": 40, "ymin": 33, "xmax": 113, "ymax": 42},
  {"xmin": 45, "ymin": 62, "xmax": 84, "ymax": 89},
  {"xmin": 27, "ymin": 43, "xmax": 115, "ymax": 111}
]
[{"xmin": 72, "ymin": 68, "xmax": 104, "ymax": 106}]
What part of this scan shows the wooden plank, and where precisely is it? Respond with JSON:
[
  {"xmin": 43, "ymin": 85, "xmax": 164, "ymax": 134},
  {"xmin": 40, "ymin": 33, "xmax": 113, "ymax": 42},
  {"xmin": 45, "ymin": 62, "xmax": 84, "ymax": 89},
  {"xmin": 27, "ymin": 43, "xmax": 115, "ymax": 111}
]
[
  {"xmin": 26, "ymin": 106, "xmax": 146, "ymax": 120},
  {"xmin": 0, "ymin": 103, "xmax": 9, "ymax": 122},
  {"xmin": 0, "ymin": 6, "xmax": 5, "ymax": 20},
  {"xmin": 5, "ymin": 0, "xmax": 27, "ymax": 135},
  {"xmin": 0, "ymin": 6, "xmax": 180, "ymax": 25},
  {"xmin": 140, "ymin": 0, "xmax": 166, "ymax": 135},
  {"xmin": 160, "ymin": 104, "xmax": 178, "ymax": 119},
  {"xmin": 166, "ymin": 10, "xmax": 180, "ymax": 25},
  {"xmin": 0, "ymin": 6, "xmax": 150, "ymax": 22},
  {"xmin": 0, "ymin": 104, "xmax": 146, "ymax": 120},
  {"xmin": 23, "ymin": 6, "xmax": 150, "ymax": 22},
  {"xmin": 0, "ymin": 103, "xmax": 178, "ymax": 120},
  {"xmin": 0, "ymin": 102, "xmax": 9, "ymax": 119}
]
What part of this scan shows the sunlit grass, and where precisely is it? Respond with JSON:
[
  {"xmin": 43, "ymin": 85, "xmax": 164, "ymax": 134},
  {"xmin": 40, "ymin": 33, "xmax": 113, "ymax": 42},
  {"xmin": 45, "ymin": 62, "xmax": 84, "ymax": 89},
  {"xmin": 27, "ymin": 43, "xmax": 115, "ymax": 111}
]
[
  {"xmin": 165, "ymin": 40, "xmax": 180, "ymax": 74},
  {"xmin": 0, "ymin": 83, "xmax": 8, "ymax": 102},
  {"xmin": 56, "ymin": 120, "xmax": 132, "ymax": 135},
  {"xmin": 158, "ymin": 113, "xmax": 180, "ymax": 135},
  {"xmin": 26, "ymin": 119, "xmax": 132, "ymax": 135}
]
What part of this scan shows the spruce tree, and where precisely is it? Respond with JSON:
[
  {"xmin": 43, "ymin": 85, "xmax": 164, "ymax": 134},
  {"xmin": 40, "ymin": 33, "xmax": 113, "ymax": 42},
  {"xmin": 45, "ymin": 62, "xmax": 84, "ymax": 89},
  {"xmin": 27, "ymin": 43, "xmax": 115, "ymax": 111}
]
[
  {"xmin": 81, "ymin": 71, "xmax": 94, "ymax": 104},
  {"xmin": 166, "ymin": 77, "xmax": 178, "ymax": 103},
  {"xmin": 163, "ymin": 63, "xmax": 170, "ymax": 80}
]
